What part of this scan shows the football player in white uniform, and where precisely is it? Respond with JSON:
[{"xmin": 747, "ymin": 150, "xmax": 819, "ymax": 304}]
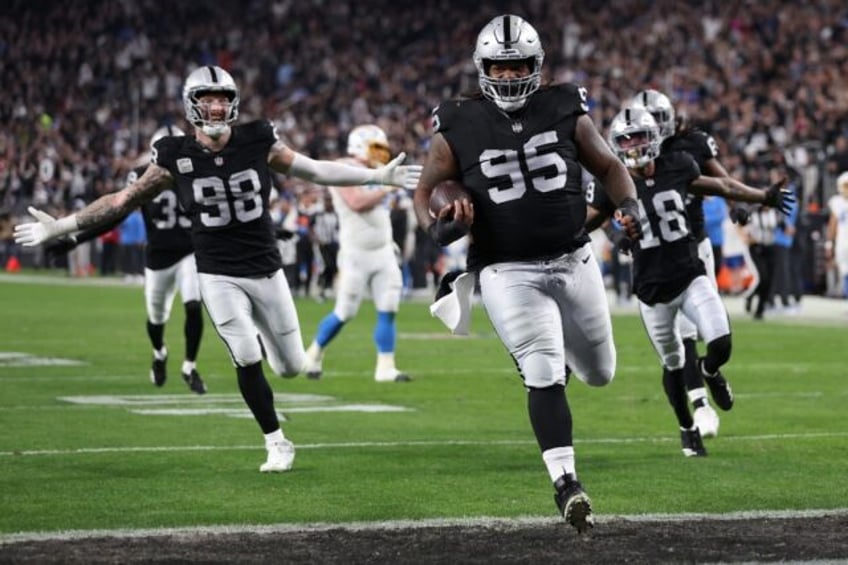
[
  {"xmin": 15, "ymin": 65, "xmax": 422, "ymax": 473},
  {"xmin": 303, "ymin": 125, "xmax": 410, "ymax": 383},
  {"xmin": 826, "ymin": 171, "xmax": 848, "ymax": 297}
]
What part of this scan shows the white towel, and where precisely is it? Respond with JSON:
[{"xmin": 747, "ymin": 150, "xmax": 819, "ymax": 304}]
[{"xmin": 429, "ymin": 272, "xmax": 476, "ymax": 336}]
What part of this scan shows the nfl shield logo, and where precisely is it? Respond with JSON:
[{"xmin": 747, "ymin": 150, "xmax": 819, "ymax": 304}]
[
  {"xmin": 511, "ymin": 121, "xmax": 523, "ymax": 134},
  {"xmin": 214, "ymin": 157, "xmax": 224, "ymax": 166}
]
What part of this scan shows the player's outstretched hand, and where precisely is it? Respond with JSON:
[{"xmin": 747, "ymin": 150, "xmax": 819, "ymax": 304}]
[
  {"xmin": 764, "ymin": 178, "xmax": 795, "ymax": 215},
  {"xmin": 375, "ymin": 152, "xmax": 423, "ymax": 191},
  {"xmin": 14, "ymin": 207, "xmax": 61, "ymax": 247}
]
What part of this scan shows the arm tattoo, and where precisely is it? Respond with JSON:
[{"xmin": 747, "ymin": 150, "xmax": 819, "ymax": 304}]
[{"xmin": 77, "ymin": 165, "xmax": 172, "ymax": 229}]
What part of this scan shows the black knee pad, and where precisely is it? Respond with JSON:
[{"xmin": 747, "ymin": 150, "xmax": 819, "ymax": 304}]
[
  {"xmin": 184, "ymin": 300, "xmax": 202, "ymax": 315},
  {"xmin": 706, "ymin": 334, "xmax": 732, "ymax": 368}
]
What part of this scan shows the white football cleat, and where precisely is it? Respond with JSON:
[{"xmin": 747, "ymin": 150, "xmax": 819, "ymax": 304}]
[
  {"xmin": 374, "ymin": 368, "xmax": 411, "ymax": 383},
  {"xmin": 260, "ymin": 439, "xmax": 295, "ymax": 473},
  {"xmin": 693, "ymin": 405, "xmax": 720, "ymax": 439},
  {"xmin": 303, "ymin": 343, "xmax": 323, "ymax": 380}
]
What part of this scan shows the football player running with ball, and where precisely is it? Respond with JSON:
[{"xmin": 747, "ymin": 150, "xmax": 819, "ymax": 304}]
[
  {"xmin": 15, "ymin": 65, "xmax": 422, "ymax": 473},
  {"xmin": 586, "ymin": 106, "xmax": 794, "ymax": 458},
  {"xmin": 413, "ymin": 15, "xmax": 642, "ymax": 534}
]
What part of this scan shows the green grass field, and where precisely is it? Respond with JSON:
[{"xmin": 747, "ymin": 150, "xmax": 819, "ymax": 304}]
[{"xmin": 1, "ymin": 276, "xmax": 846, "ymax": 535}]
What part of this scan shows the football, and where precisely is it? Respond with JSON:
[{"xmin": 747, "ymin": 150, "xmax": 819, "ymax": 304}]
[{"xmin": 429, "ymin": 180, "xmax": 471, "ymax": 217}]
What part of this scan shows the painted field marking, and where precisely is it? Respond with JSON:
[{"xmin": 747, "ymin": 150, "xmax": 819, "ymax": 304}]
[
  {"xmin": 0, "ymin": 352, "xmax": 86, "ymax": 367},
  {"xmin": 53, "ymin": 393, "xmax": 412, "ymax": 420},
  {"xmin": 1, "ymin": 507, "xmax": 846, "ymax": 545},
  {"xmin": 2, "ymin": 431, "xmax": 847, "ymax": 458}
]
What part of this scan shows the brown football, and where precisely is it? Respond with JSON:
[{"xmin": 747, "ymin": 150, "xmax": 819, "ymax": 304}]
[{"xmin": 429, "ymin": 180, "xmax": 471, "ymax": 217}]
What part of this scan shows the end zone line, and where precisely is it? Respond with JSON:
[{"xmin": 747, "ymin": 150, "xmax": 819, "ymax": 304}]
[{"xmin": 2, "ymin": 508, "xmax": 847, "ymax": 545}]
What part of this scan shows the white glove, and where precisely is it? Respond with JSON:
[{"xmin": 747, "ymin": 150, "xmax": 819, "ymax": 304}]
[
  {"xmin": 373, "ymin": 152, "xmax": 423, "ymax": 191},
  {"xmin": 13, "ymin": 206, "xmax": 78, "ymax": 247}
]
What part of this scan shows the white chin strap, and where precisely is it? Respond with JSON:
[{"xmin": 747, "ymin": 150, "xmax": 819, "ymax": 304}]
[{"xmin": 202, "ymin": 123, "xmax": 230, "ymax": 139}]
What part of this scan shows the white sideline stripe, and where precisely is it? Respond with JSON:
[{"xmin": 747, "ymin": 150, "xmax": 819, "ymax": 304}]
[
  {"xmin": 2, "ymin": 508, "xmax": 847, "ymax": 545},
  {"xmin": 2, "ymin": 431, "xmax": 847, "ymax": 457}
]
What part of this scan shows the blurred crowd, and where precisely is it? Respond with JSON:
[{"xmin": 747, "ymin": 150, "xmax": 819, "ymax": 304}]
[{"xmin": 2, "ymin": 0, "xmax": 847, "ymax": 295}]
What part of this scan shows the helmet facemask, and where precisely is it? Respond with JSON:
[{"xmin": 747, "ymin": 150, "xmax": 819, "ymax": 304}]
[
  {"xmin": 182, "ymin": 66, "xmax": 240, "ymax": 140},
  {"xmin": 609, "ymin": 107, "xmax": 662, "ymax": 169},
  {"xmin": 473, "ymin": 15, "xmax": 544, "ymax": 112}
]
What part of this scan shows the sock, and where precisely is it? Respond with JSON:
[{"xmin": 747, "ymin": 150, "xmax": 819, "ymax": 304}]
[
  {"xmin": 236, "ymin": 362, "xmax": 279, "ymax": 434},
  {"xmin": 376, "ymin": 352, "xmax": 397, "ymax": 374},
  {"xmin": 542, "ymin": 446, "xmax": 576, "ymax": 483},
  {"xmin": 374, "ymin": 311, "xmax": 396, "ymax": 353},
  {"xmin": 183, "ymin": 300, "xmax": 203, "ymax": 362},
  {"xmin": 153, "ymin": 346, "xmax": 167, "ymax": 361},
  {"xmin": 315, "ymin": 312, "xmax": 345, "ymax": 347},
  {"xmin": 263, "ymin": 428, "xmax": 286, "ymax": 448},
  {"xmin": 687, "ymin": 386, "xmax": 709, "ymax": 406},
  {"xmin": 147, "ymin": 321, "xmax": 165, "ymax": 354},
  {"xmin": 181, "ymin": 360, "xmax": 196, "ymax": 375},
  {"xmin": 681, "ymin": 338, "xmax": 703, "ymax": 393},
  {"xmin": 663, "ymin": 367, "xmax": 694, "ymax": 429},
  {"xmin": 528, "ymin": 384, "xmax": 572, "ymax": 450}
]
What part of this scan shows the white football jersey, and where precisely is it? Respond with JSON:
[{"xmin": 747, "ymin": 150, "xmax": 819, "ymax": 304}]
[
  {"xmin": 329, "ymin": 157, "xmax": 393, "ymax": 251},
  {"xmin": 828, "ymin": 194, "xmax": 848, "ymax": 251}
]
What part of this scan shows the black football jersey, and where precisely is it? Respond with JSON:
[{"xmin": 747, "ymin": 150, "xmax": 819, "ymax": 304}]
[
  {"xmin": 629, "ymin": 152, "xmax": 706, "ymax": 305},
  {"xmin": 152, "ymin": 120, "xmax": 282, "ymax": 276},
  {"xmin": 433, "ymin": 84, "xmax": 591, "ymax": 269},
  {"xmin": 661, "ymin": 128, "xmax": 720, "ymax": 242},
  {"xmin": 126, "ymin": 165, "xmax": 194, "ymax": 270}
]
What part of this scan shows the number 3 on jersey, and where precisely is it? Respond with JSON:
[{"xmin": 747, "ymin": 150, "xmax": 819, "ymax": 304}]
[
  {"xmin": 193, "ymin": 169, "xmax": 263, "ymax": 227},
  {"xmin": 638, "ymin": 189, "xmax": 689, "ymax": 249}
]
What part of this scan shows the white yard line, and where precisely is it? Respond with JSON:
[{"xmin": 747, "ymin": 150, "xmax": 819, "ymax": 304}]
[
  {"xmin": 2, "ymin": 431, "xmax": 847, "ymax": 457},
  {"xmin": 1, "ymin": 508, "xmax": 847, "ymax": 545}
]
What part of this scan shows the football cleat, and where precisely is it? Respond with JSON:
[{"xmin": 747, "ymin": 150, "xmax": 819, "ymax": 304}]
[
  {"xmin": 554, "ymin": 474, "xmax": 594, "ymax": 534},
  {"xmin": 699, "ymin": 358, "xmax": 734, "ymax": 411},
  {"xmin": 182, "ymin": 369, "xmax": 207, "ymax": 395},
  {"xmin": 260, "ymin": 439, "xmax": 295, "ymax": 473},
  {"xmin": 374, "ymin": 369, "xmax": 412, "ymax": 383},
  {"xmin": 693, "ymin": 404, "xmax": 720, "ymax": 438},
  {"xmin": 303, "ymin": 343, "xmax": 323, "ymax": 380},
  {"xmin": 681, "ymin": 428, "xmax": 708, "ymax": 457},
  {"xmin": 150, "ymin": 356, "xmax": 167, "ymax": 387}
]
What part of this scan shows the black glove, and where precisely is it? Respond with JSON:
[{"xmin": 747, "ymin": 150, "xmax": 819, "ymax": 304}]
[
  {"xmin": 764, "ymin": 179, "xmax": 795, "ymax": 215},
  {"xmin": 729, "ymin": 204, "xmax": 751, "ymax": 226},
  {"xmin": 44, "ymin": 235, "xmax": 78, "ymax": 257},
  {"xmin": 428, "ymin": 218, "xmax": 469, "ymax": 247},
  {"xmin": 614, "ymin": 197, "xmax": 643, "ymax": 242},
  {"xmin": 274, "ymin": 227, "xmax": 296, "ymax": 241}
]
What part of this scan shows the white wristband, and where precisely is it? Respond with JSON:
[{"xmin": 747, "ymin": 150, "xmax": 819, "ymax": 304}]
[{"xmin": 54, "ymin": 214, "xmax": 80, "ymax": 237}]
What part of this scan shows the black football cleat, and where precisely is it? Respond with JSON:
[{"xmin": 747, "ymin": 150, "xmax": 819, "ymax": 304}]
[
  {"xmin": 150, "ymin": 357, "xmax": 167, "ymax": 387},
  {"xmin": 182, "ymin": 369, "xmax": 207, "ymax": 395},
  {"xmin": 554, "ymin": 474, "xmax": 594, "ymax": 534},
  {"xmin": 699, "ymin": 358, "xmax": 734, "ymax": 411},
  {"xmin": 681, "ymin": 428, "xmax": 708, "ymax": 457}
]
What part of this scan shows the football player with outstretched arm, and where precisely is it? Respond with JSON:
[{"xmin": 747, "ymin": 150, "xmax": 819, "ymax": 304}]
[
  {"xmin": 15, "ymin": 65, "xmax": 422, "ymax": 474},
  {"xmin": 412, "ymin": 15, "xmax": 642, "ymax": 534},
  {"xmin": 586, "ymin": 106, "xmax": 794, "ymax": 458}
]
